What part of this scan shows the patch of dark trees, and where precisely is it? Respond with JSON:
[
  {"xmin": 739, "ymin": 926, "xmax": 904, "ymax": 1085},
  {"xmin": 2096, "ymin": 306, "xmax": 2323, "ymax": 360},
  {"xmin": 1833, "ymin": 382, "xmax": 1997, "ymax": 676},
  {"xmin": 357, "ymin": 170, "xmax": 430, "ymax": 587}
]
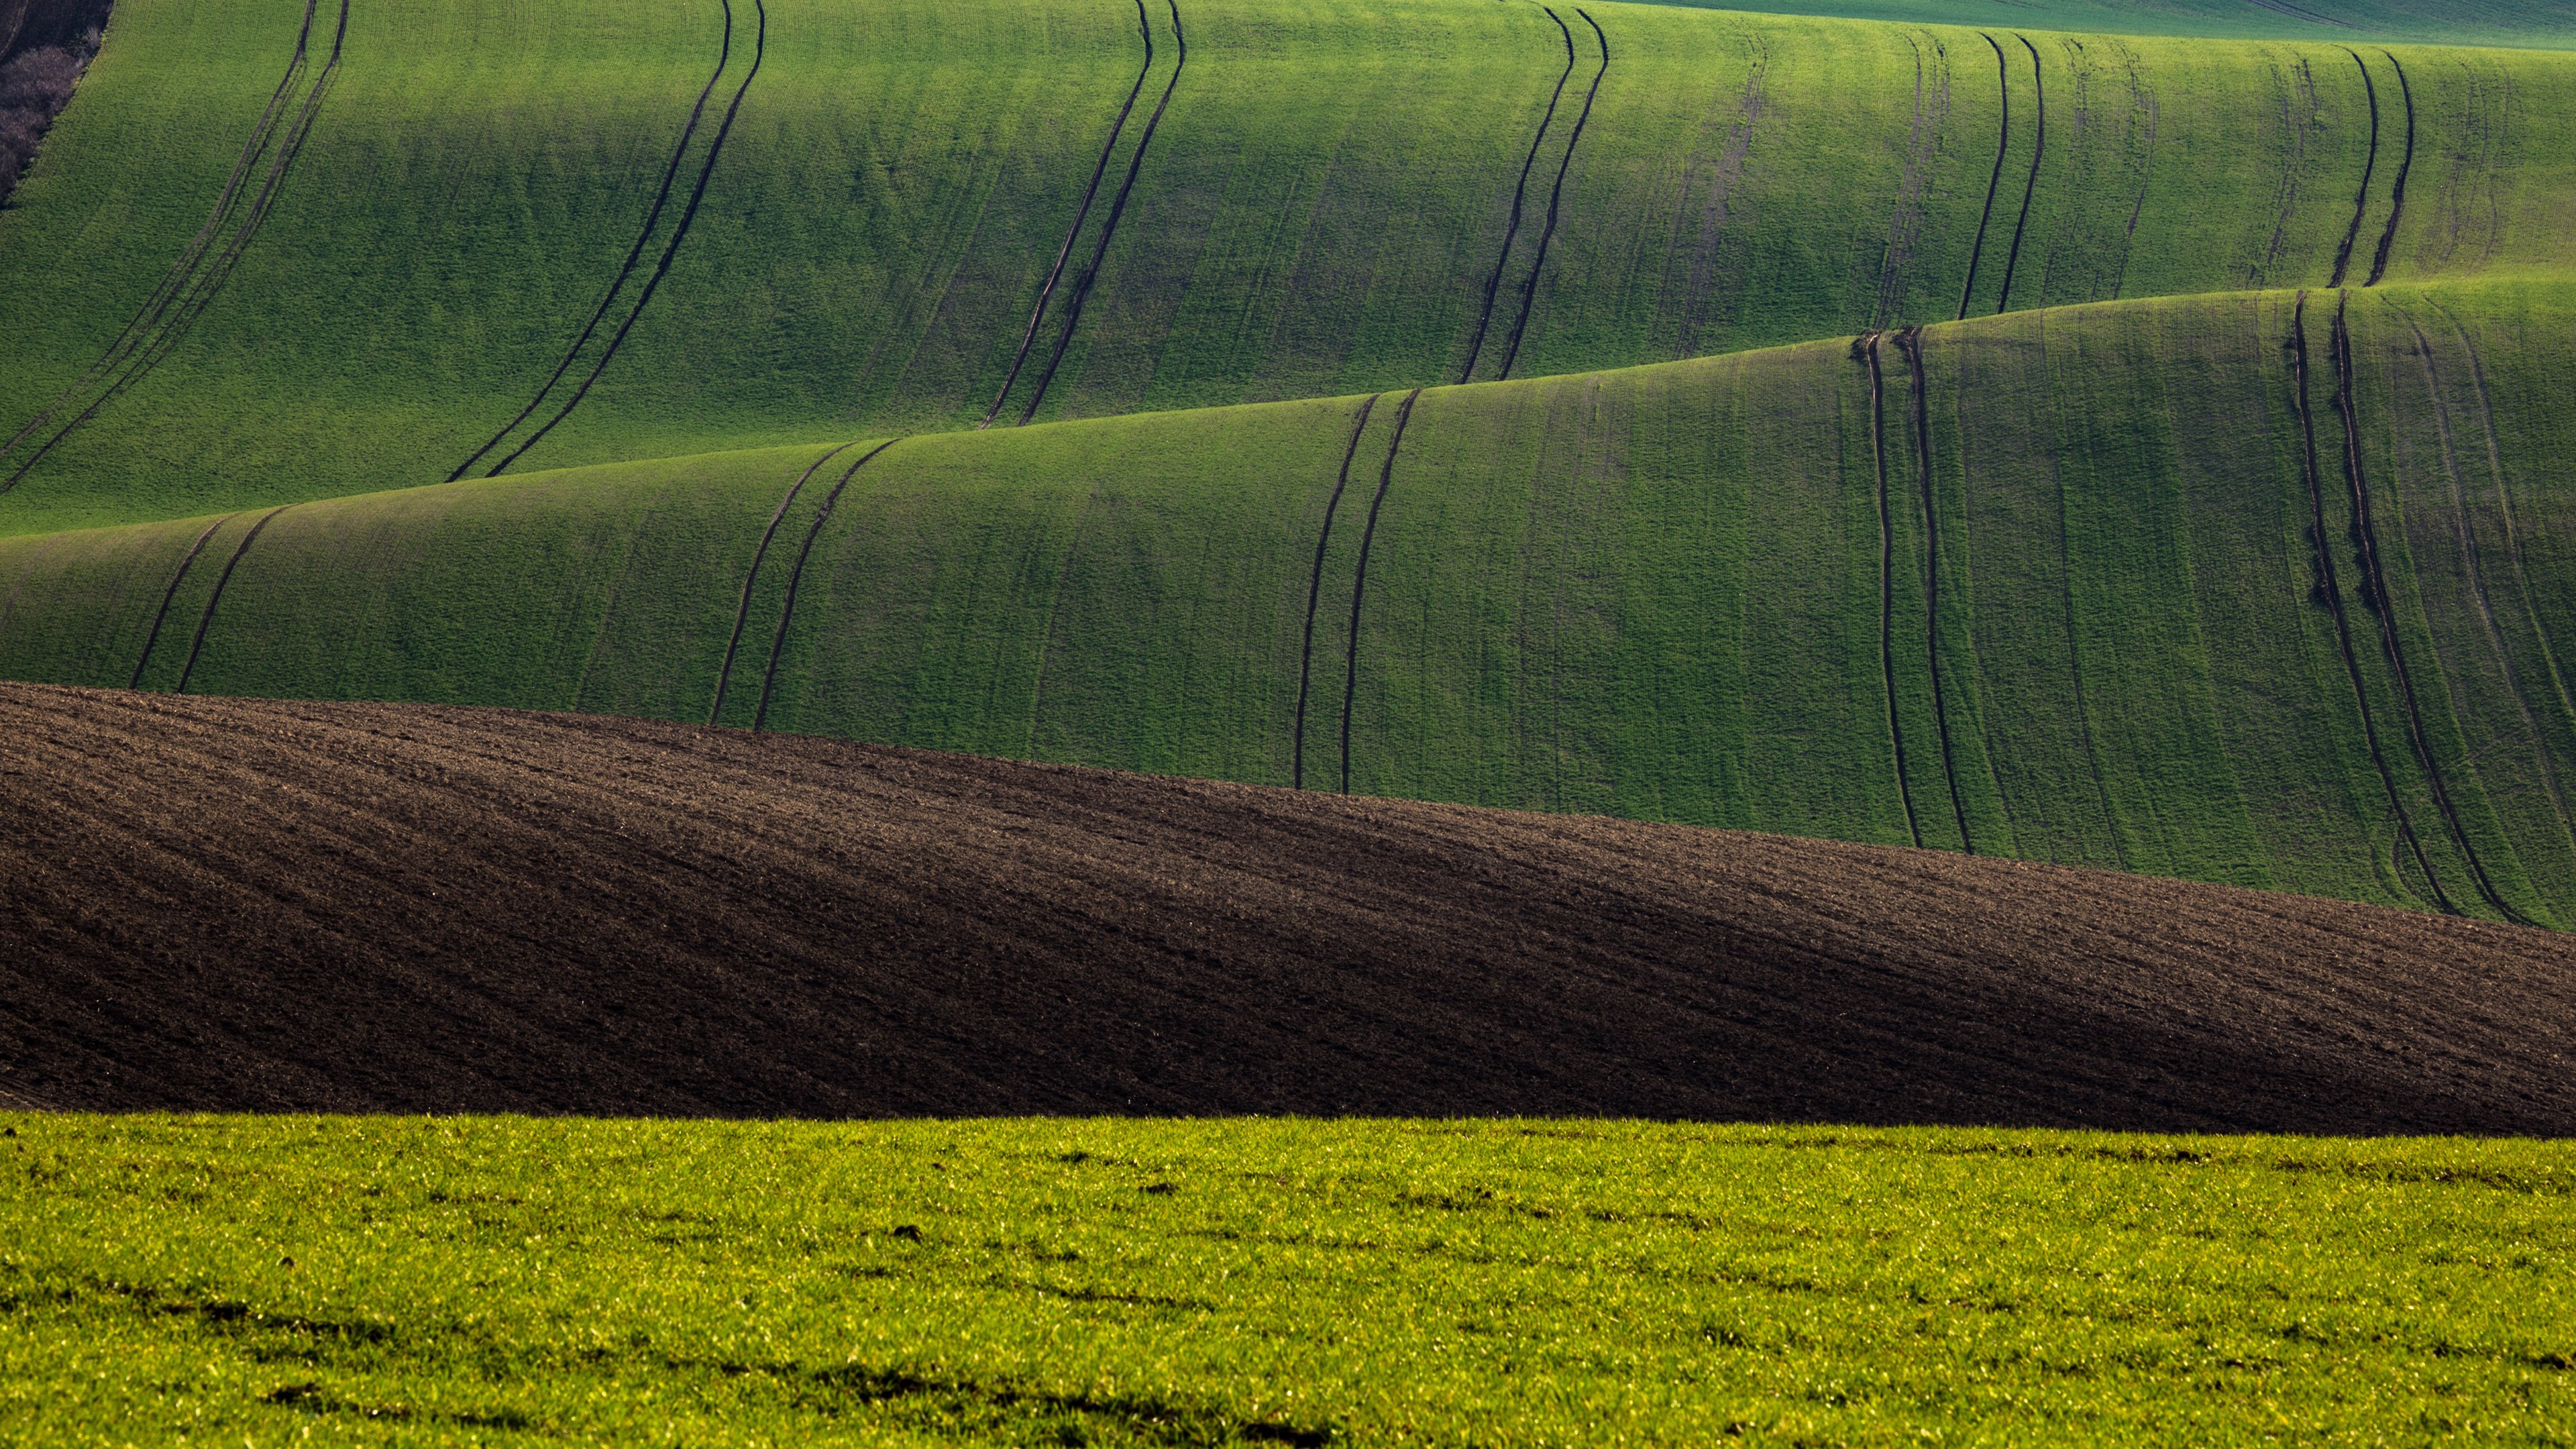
[{"xmin": 1, "ymin": 0, "xmax": 111, "ymax": 209}]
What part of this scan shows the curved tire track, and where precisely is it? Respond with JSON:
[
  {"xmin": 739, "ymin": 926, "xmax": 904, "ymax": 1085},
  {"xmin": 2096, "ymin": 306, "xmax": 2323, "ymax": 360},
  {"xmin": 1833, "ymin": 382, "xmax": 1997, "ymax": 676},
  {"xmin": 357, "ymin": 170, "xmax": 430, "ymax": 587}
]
[
  {"xmin": 1338, "ymin": 388, "xmax": 1423, "ymax": 795},
  {"xmin": 751, "ymin": 437, "xmax": 904, "ymax": 733},
  {"xmin": 1493, "ymin": 7, "xmax": 1607, "ymax": 384},
  {"xmin": 708, "ymin": 439, "xmax": 859, "ymax": 726},
  {"xmin": 1992, "ymin": 34, "xmax": 2045, "ymax": 315},
  {"xmin": 2328, "ymin": 48, "xmax": 2379, "ymax": 289},
  {"xmin": 1458, "ymin": 6, "xmax": 1575, "ymax": 386},
  {"xmin": 1293, "ymin": 394, "xmax": 1381, "ymax": 790},
  {"xmin": 129, "ymin": 515, "xmax": 236, "ymax": 691},
  {"xmin": 1955, "ymin": 34, "xmax": 2010, "ymax": 321},
  {"xmin": 2365, "ymin": 50, "xmax": 2414, "ymax": 287},
  {"xmin": 1896, "ymin": 325, "xmax": 1973, "ymax": 853},
  {"xmin": 1860, "ymin": 332, "xmax": 1923, "ymax": 849},
  {"xmin": 172, "ymin": 504, "xmax": 291, "ymax": 696}
]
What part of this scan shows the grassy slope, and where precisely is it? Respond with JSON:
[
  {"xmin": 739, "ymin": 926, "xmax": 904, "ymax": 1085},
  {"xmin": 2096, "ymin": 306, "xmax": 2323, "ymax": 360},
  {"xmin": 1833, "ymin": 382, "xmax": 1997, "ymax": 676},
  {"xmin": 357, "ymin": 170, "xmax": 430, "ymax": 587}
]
[
  {"xmin": 1656, "ymin": 0, "xmax": 2576, "ymax": 50},
  {"xmin": 3, "ymin": 1115, "xmax": 2569, "ymax": 1444},
  {"xmin": 3, "ymin": 0, "xmax": 2574, "ymax": 535}
]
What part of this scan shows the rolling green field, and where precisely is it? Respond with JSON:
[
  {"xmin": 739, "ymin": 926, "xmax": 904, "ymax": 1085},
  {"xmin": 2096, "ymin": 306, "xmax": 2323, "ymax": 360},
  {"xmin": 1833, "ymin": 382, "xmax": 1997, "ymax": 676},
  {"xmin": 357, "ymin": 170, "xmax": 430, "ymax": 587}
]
[
  {"xmin": 4, "ymin": 1114, "xmax": 2570, "ymax": 1444},
  {"xmin": 1663, "ymin": 0, "xmax": 2576, "ymax": 50}
]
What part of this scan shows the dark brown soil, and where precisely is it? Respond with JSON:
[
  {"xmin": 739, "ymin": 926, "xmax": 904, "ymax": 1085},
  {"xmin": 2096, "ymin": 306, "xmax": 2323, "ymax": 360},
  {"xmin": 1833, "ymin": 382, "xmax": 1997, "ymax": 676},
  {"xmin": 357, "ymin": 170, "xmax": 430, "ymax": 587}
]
[{"xmin": 1, "ymin": 682, "xmax": 2570, "ymax": 1131}]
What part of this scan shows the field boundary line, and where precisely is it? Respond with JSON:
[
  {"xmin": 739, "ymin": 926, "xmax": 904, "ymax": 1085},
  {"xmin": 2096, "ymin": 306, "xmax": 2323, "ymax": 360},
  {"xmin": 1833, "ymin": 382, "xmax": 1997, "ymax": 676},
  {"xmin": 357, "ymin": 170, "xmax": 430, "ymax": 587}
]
[
  {"xmin": 1294, "ymin": 394, "xmax": 1382, "ymax": 790},
  {"xmin": 491, "ymin": 0, "xmax": 767, "ymax": 476},
  {"xmin": 129, "ymin": 515, "xmax": 237, "ymax": 690},
  {"xmin": 2330, "ymin": 292, "xmax": 2528, "ymax": 923},
  {"xmin": 2365, "ymin": 51, "xmax": 2413, "ymax": 286},
  {"xmin": 451, "ymin": 0, "xmax": 735, "ymax": 480},
  {"xmin": 1955, "ymin": 34, "xmax": 2010, "ymax": 321},
  {"xmin": 983, "ymin": 0, "xmax": 1155, "ymax": 429},
  {"xmin": 1458, "ymin": 5, "xmax": 1575, "ymax": 386},
  {"xmin": 1897, "ymin": 326, "xmax": 1973, "ymax": 852},
  {"xmin": 2328, "ymin": 49, "xmax": 2379, "ymax": 288},
  {"xmin": 1493, "ymin": 8, "xmax": 1607, "ymax": 383},
  {"xmin": 1861, "ymin": 333, "xmax": 1924, "ymax": 849},
  {"xmin": 173, "ymin": 505, "xmax": 292, "ymax": 696},
  {"xmin": 2290, "ymin": 290, "xmax": 2450, "ymax": 912},
  {"xmin": 1018, "ymin": 0, "xmax": 1186, "ymax": 426},
  {"xmin": 1992, "ymin": 34, "xmax": 2045, "ymax": 315},
  {"xmin": 1340, "ymin": 388, "xmax": 1424, "ymax": 794},
  {"xmin": 751, "ymin": 438, "xmax": 902, "ymax": 733},
  {"xmin": 708, "ymin": 439, "xmax": 860, "ymax": 725}
]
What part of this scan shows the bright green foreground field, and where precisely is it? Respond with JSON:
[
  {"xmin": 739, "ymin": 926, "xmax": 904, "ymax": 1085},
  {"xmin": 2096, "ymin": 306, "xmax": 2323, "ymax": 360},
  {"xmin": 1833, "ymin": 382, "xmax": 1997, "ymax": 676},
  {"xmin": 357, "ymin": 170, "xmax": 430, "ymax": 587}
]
[{"xmin": 3, "ymin": 1116, "xmax": 2571, "ymax": 1445}]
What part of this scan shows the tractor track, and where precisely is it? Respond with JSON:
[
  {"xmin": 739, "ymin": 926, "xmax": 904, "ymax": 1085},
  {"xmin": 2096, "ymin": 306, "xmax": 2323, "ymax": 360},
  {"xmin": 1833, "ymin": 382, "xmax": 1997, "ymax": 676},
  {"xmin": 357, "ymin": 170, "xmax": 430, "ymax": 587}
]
[
  {"xmin": 489, "ymin": 0, "xmax": 767, "ymax": 477},
  {"xmin": 982, "ymin": 0, "xmax": 1156, "ymax": 429},
  {"xmin": 708, "ymin": 440, "xmax": 860, "ymax": 726},
  {"xmin": 1955, "ymin": 34, "xmax": 2010, "ymax": 321},
  {"xmin": 1339, "ymin": 388, "xmax": 1424, "ymax": 794},
  {"xmin": 2329, "ymin": 292, "xmax": 2530, "ymax": 924},
  {"xmin": 1896, "ymin": 325, "xmax": 1974, "ymax": 852},
  {"xmin": 2289, "ymin": 291, "xmax": 2451, "ymax": 912},
  {"xmin": 751, "ymin": 437, "xmax": 904, "ymax": 733},
  {"xmin": 2328, "ymin": 48, "xmax": 2379, "ymax": 288},
  {"xmin": 129, "ymin": 515, "xmax": 237, "ymax": 690},
  {"xmin": 1458, "ymin": 5, "xmax": 1576, "ymax": 386},
  {"xmin": 1860, "ymin": 332, "xmax": 1924, "ymax": 849},
  {"xmin": 1493, "ymin": 8, "xmax": 1607, "ymax": 383},
  {"xmin": 1017, "ymin": 0, "xmax": 1187, "ymax": 427},
  {"xmin": 1293, "ymin": 394, "xmax": 1382, "ymax": 790},
  {"xmin": 451, "ymin": 0, "xmax": 737, "ymax": 482},
  {"xmin": 173, "ymin": 504, "xmax": 291, "ymax": 696},
  {"xmin": 1992, "ymin": 34, "xmax": 2045, "ymax": 315},
  {"xmin": 2365, "ymin": 50, "xmax": 2413, "ymax": 286}
]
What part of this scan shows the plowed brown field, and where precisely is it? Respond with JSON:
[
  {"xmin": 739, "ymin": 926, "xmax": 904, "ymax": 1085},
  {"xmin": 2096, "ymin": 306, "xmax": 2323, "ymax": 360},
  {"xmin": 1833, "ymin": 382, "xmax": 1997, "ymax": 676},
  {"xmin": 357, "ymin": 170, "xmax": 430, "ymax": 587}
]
[{"xmin": 2, "ymin": 682, "xmax": 2570, "ymax": 1132}]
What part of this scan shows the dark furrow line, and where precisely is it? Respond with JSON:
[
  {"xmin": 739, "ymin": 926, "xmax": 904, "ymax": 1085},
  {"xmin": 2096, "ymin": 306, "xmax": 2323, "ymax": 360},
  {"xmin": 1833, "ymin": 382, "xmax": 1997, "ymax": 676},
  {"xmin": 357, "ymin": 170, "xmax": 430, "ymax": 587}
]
[
  {"xmin": 1860, "ymin": 333, "xmax": 1924, "ymax": 851},
  {"xmin": 173, "ymin": 505, "xmax": 292, "ymax": 696},
  {"xmin": 1955, "ymin": 34, "xmax": 2010, "ymax": 322},
  {"xmin": 1992, "ymin": 34, "xmax": 2045, "ymax": 315},
  {"xmin": 708, "ymin": 439, "xmax": 860, "ymax": 727},
  {"xmin": 490, "ymin": 0, "xmax": 767, "ymax": 477},
  {"xmin": 1896, "ymin": 326, "xmax": 1973, "ymax": 853},
  {"xmin": 1457, "ymin": 6, "xmax": 1574, "ymax": 386},
  {"xmin": 751, "ymin": 438, "xmax": 903, "ymax": 733},
  {"xmin": 2288, "ymin": 291, "xmax": 2451, "ymax": 912},
  {"xmin": 450, "ymin": 0, "xmax": 736, "ymax": 481},
  {"xmin": 2328, "ymin": 48, "xmax": 2379, "ymax": 288},
  {"xmin": 2365, "ymin": 51, "xmax": 2414, "ymax": 287},
  {"xmin": 1340, "ymin": 388, "xmax": 1424, "ymax": 795},
  {"xmin": 1293, "ymin": 394, "xmax": 1382, "ymax": 790},
  {"xmin": 981, "ymin": 0, "xmax": 1153, "ymax": 429},
  {"xmin": 1017, "ymin": 0, "xmax": 1186, "ymax": 427},
  {"xmin": 1493, "ymin": 8, "xmax": 1607, "ymax": 384},
  {"xmin": 0, "ymin": 0, "xmax": 319, "ymax": 462},
  {"xmin": 129, "ymin": 515, "xmax": 237, "ymax": 691},
  {"xmin": 2329, "ymin": 292, "xmax": 2528, "ymax": 924}
]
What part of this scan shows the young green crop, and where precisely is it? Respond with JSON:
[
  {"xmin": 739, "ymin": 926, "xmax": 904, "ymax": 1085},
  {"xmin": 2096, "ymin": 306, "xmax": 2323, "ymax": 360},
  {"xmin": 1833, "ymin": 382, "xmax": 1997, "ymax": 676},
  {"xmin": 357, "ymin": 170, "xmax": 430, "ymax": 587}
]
[{"xmin": 1, "ymin": 1114, "xmax": 2569, "ymax": 1445}]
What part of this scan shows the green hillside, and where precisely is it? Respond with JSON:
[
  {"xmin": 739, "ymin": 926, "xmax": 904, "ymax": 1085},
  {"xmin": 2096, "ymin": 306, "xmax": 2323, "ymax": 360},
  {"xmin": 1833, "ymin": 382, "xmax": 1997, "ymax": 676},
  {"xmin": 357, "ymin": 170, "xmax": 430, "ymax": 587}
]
[{"xmin": 1660, "ymin": 0, "xmax": 2576, "ymax": 50}]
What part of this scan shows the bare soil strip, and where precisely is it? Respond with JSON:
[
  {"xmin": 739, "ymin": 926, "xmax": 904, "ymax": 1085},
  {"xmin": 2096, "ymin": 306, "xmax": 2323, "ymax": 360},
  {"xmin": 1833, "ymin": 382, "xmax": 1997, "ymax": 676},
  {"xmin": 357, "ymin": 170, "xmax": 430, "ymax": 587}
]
[
  {"xmin": 751, "ymin": 437, "xmax": 902, "ymax": 732},
  {"xmin": 172, "ymin": 504, "xmax": 288, "ymax": 696},
  {"xmin": 1955, "ymin": 34, "xmax": 2010, "ymax": 321},
  {"xmin": 2330, "ymin": 292, "xmax": 2529, "ymax": 924},
  {"xmin": 1457, "ymin": 6, "xmax": 1575, "ymax": 386},
  {"xmin": 708, "ymin": 440, "xmax": 857, "ymax": 726},
  {"xmin": 1992, "ymin": 34, "xmax": 2045, "ymax": 315},
  {"xmin": 1016, "ymin": 0, "xmax": 1186, "ymax": 426},
  {"xmin": 4, "ymin": 682, "xmax": 2571, "ymax": 1128},
  {"xmin": 1861, "ymin": 331, "xmax": 1924, "ymax": 849},
  {"xmin": 1898, "ymin": 325, "xmax": 1973, "ymax": 852},
  {"xmin": 490, "ymin": 0, "xmax": 765, "ymax": 476},
  {"xmin": 1293, "ymin": 393, "xmax": 1381, "ymax": 790},
  {"xmin": 981, "ymin": 0, "xmax": 1155, "ymax": 429},
  {"xmin": 1494, "ymin": 8, "xmax": 1607, "ymax": 382},
  {"xmin": 449, "ymin": 0, "xmax": 735, "ymax": 482},
  {"xmin": 1340, "ymin": 387, "xmax": 1423, "ymax": 794},
  {"xmin": 2290, "ymin": 290, "xmax": 2451, "ymax": 912},
  {"xmin": 127, "ymin": 514, "xmax": 234, "ymax": 690},
  {"xmin": 2329, "ymin": 49, "xmax": 2380, "ymax": 288},
  {"xmin": 2366, "ymin": 51, "xmax": 2414, "ymax": 287}
]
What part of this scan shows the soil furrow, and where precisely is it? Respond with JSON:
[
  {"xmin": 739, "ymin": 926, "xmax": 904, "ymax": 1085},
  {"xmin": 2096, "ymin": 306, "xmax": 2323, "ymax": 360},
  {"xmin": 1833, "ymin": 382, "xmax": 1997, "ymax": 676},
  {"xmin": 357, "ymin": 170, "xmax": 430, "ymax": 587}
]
[
  {"xmin": 1992, "ymin": 34, "xmax": 2045, "ymax": 314},
  {"xmin": 2328, "ymin": 48, "xmax": 2379, "ymax": 288},
  {"xmin": 1955, "ymin": 34, "xmax": 2010, "ymax": 321},
  {"xmin": 1897, "ymin": 325, "xmax": 1973, "ymax": 852},
  {"xmin": 751, "ymin": 437, "xmax": 903, "ymax": 733},
  {"xmin": 2330, "ymin": 292, "xmax": 2528, "ymax": 924},
  {"xmin": 981, "ymin": 0, "xmax": 1155, "ymax": 429},
  {"xmin": 2290, "ymin": 290, "xmax": 2451, "ymax": 912},
  {"xmin": 708, "ymin": 440, "xmax": 859, "ymax": 727},
  {"xmin": 2365, "ymin": 50, "xmax": 2414, "ymax": 287},
  {"xmin": 1293, "ymin": 394, "xmax": 1381, "ymax": 790},
  {"xmin": 449, "ymin": 0, "xmax": 736, "ymax": 481},
  {"xmin": 127, "ymin": 514, "xmax": 235, "ymax": 690},
  {"xmin": 1339, "ymin": 387, "xmax": 1423, "ymax": 795},
  {"xmin": 1016, "ymin": 0, "xmax": 1186, "ymax": 427},
  {"xmin": 1493, "ymin": 7, "xmax": 1607, "ymax": 383},
  {"xmin": 172, "ymin": 504, "xmax": 290, "ymax": 696},
  {"xmin": 490, "ymin": 0, "xmax": 765, "ymax": 476},
  {"xmin": 1861, "ymin": 331, "xmax": 1924, "ymax": 849},
  {"xmin": 1457, "ymin": 5, "xmax": 1575, "ymax": 386}
]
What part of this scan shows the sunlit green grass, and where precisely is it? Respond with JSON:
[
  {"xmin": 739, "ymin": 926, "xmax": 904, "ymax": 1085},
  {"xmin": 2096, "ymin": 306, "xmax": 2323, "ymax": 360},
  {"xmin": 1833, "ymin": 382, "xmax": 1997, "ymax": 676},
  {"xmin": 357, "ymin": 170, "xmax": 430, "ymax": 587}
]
[{"xmin": 3, "ymin": 1115, "xmax": 2570, "ymax": 1444}]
